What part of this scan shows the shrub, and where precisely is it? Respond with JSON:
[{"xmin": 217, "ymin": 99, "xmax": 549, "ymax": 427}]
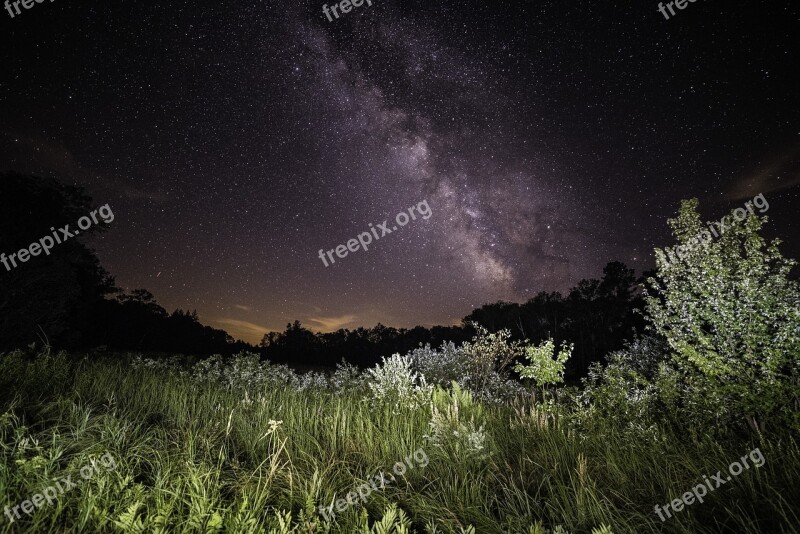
[
  {"xmin": 365, "ymin": 354, "xmax": 430, "ymax": 413},
  {"xmin": 190, "ymin": 352, "xmax": 301, "ymax": 391},
  {"xmin": 461, "ymin": 324, "xmax": 525, "ymax": 392},
  {"xmin": 409, "ymin": 341, "xmax": 467, "ymax": 387},
  {"xmin": 572, "ymin": 361, "xmax": 663, "ymax": 443},
  {"xmin": 261, "ymin": 362, "xmax": 300, "ymax": 389},
  {"xmin": 0, "ymin": 346, "xmax": 73, "ymax": 402},
  {"xmin": 647, "ymin": 198, "xmax": 800, "ymax": 432},
  {"xmin": 294, "ymin": 371, "xmax": 328, "ymax": 391},
  {"xmin": 409, "ymin": 328, "xmax": 527, "ymax": 404},
  {"xmin": 330, "ymin": 359, "xmax": 364, "ymax": 392},
  {"xmin": 513, "ymin": 338, "xmax": 572, "ymax": 405},
  {"xmin": 130, "ymin": 354, "xmax": 187, "ymax": 375}
]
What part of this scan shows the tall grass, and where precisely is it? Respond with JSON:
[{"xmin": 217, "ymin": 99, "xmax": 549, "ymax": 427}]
[{"xmin": 0, "ymin": 350, "xmax": 798, "ymax": 533}]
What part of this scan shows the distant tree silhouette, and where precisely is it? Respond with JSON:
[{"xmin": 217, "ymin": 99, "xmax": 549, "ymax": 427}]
[
  {"xmin": 261, "ymin": 321, "xmax": 473, "ymax": 369},
  {"xmin": 91, "ymin": 290, "xmax": 248, "ymax": 354},
  {"xmin": 256, "ymin": 264, "xmax": 645, "ymax": 377},
  {"xmin": 0, "ymin": 172, "xmax": 116, "ymax": 349},
  {"xmin": 0, "ymin": 173, "xmax": 251, "ymax": 355},
  {"xmin": 464, "ymin": 261, "xmax": 645, "ymax": 378}
]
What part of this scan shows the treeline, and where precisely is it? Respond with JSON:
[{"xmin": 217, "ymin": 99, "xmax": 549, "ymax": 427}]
[
  {"xmin": 260, "ymin": 321, "xmax": 473, "ymax": 369},
  {"xmin": 260, "ymin": 261, "xmax": 647, "ymax": 378},
  {"xmin": 93, "ymin": 290, "xmax": 252, "ymax": 354},
  {"xmin": 464, "ymin": 261, "xmax": 649, "ymax": 377},
  {"xmin": 1, "ymin": 173, "xmax": 647, "ymax": 377},
  {"xmin": 0, "ymin": 172, "xmax": 249, "ymax": 355}
]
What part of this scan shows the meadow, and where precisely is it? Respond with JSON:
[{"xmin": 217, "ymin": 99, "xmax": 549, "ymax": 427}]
[{"xmin": 0, "ymin": 344, "xmax": 797, "ymax": 533}]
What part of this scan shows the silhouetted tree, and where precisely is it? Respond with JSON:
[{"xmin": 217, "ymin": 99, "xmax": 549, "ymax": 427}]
[
  {"xmin": 462, "ymin": 262, "xmax": 645, "ymax": 379},
  {"xmin": 0, "ymin": 173, "xmax": 116, "ymax": 349},
  {"xmin": 0, "ymin": 173, "xmax": 250, "ymax": 356}
]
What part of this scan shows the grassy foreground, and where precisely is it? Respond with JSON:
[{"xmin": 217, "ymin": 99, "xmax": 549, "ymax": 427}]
[{"xmin": 0, "ymin": 350, "xmax": 798, "ymax": 533}]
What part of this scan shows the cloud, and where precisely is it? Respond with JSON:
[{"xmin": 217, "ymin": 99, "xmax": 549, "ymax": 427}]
[
  {"xmin": 234, "ymin": 304, "xmax": 252, "ymax": 311},
  {"xmin": 727, "ymin": 143, "xmax": 800, "ymax": 200},
  {"xmin": 306, "ymin": 314, "xmax": 358, "ymax": 332},
  {"xmin": 0, "ymin": 131, "xmax": 169, "ymax": 202}
]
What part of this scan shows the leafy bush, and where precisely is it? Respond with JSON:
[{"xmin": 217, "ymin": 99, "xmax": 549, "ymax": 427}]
[
  {"xmin": 130, "ymin": 354, "xmax": 188, "ymax": 375},
  {"xmin": 409, "ymin": 328, "xmax": 527, "ymax": 404},
  {"xmin": 294, "ymin": 371, "xmax": 329, "ymax": 391},
  {"xmin": 513, "ymin": 338, "xmax": 573, "ymax": 408},
  {"xmin": 409, "ymin": 341, "xmax": 467, "ymax": 386},
  {"xmin": 461, "ymin": 324, "xmax": 526, "ymax": 392},
  {"xmin": 0, "ymin": 346, "xmax": 73, "ymax": 402},
  {"xmin": 572, "ymin": 363, "xmax": 663, "ymax": 443},
  {"xmin": 601, "ymin": 334, "xmax": 670, "ymax": 381},
  {"xmin": 365, "ymin": 353, "xmax": 431, "ymax": 413},
  {"xmin": 189, "ymin": 352, "xmax": 304, "ymax": 391},
  {"xmin": 330, "ymin": 359, "xmax": 365, "ymax": 392},
  {"xmin": 647, "ymin": 198, "xmax": 800, "ymax": 432}
]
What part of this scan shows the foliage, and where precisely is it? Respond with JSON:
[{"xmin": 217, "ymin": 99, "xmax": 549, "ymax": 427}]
[
  {"xmin": 191, "ymin": 352, "xmax": 274, "ymax": 390},
  {"xmin": 464, "ymin": 261, "xmax": 646, "ymax": 377},
  {"xmin": 0, "ymin": 348, "xmax": 798, "ymax": 532},
  {"xmin": 0, "ymin": 346, "xmax": 74, "ymax": 402},
  {"xmin": 260, "ymin": 321, "xmax": 473, "ymax": 369},
  {"xmin": 513, "ymin": 338, "xmax": 573, "ymax": 387},
  {"xmin": 409, "ymin": 340, "xmax": 524, "ymax": 404},
  {"xmin": 461, "ymin": 324, "xmax": 525, "ymax": 381},
  {"xmin": 571, "ymin": 358, "xmax": 664, "ymax": 443},
  {"xmin": 0, "ymin": 173, "xmax": 116, "ymax": 350},
  {"xmin": 331, "ymin": 359, "xmax": 366, "ymax": 392},
  {"xmin": 295, "ymin": 371, "xmax": 330, "ymax": 392},
  {"xmin": 647, "ymin": 198, "xmax": 800, "ymax": 432},
  {"xmin": 424, "ymin": 383, "xmax": 489, "ymax": 460},
  {"xmin": 366, "ymin": 354, "xmax": 432, "ymax": 413},
  {"xmin": 147, "ymin": 351, "xmax": 305, "ymax": 392},
  {"xmin": 408, "ymin": 341, "xmax": 467, "ymax": 387}
]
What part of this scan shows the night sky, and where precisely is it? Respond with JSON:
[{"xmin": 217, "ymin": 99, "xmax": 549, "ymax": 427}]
[{"xmin": 2, "ymin": 0, "xmax": 799, "ymax": 343}]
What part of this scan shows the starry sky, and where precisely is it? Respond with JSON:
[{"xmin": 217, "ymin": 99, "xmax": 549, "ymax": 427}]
[{"xmin": 2, "ymin": 0, "xmax": 799, "ymax": 343}]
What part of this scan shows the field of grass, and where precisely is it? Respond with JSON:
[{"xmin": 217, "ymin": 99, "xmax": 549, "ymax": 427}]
[{"xmin": 0, "ymin": 350, "xmax": 798, "ymax": 533}]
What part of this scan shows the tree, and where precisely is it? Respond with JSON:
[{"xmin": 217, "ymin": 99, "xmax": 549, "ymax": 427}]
[
  {"xmin": 646, "ymin": 198, "xmax": 800, "ymax": 432},
  {"xmin": 513, "ymin": 338, "xmax": 573, "ymax": 404},
  {"xmin": 0, "ymin": 173, "xmax": 116, "ymax": 349}
]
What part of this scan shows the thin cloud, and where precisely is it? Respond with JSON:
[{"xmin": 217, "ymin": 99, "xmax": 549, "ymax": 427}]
[
  {"xmin": 727, "ymin": 144, "xmax": 800, "ymax": 200},
  {"xmin": 306, "ymin": 314, "xmax": 358, "ymax": 332},
  {"xmin": 0, "ymin": 131, "xmax": 169, "ymax": 202}
]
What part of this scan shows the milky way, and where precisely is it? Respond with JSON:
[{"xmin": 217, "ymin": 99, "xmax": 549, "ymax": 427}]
[{"xmin": 2, "ymin": 0, "xmax": 798, "ymax": 342}]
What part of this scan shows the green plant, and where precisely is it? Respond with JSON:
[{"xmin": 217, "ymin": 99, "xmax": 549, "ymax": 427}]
[
  {"xmin": 424, "ymin": 383, "xmax": 489, "ymax": 460},
  {"xmin": 1, "ymin": 347, "xmax": 799, "ymax": 533},
  {"xmin": 366, "ymin": 354, "xmax": 431, "ymax": 413},
  {"xmin": 647, "ymin": 198, "xmax": 800, "ymax": 432},
  {"xmin": 513, "ymin": 338, "xmax": 573, "ymax": 404}
]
